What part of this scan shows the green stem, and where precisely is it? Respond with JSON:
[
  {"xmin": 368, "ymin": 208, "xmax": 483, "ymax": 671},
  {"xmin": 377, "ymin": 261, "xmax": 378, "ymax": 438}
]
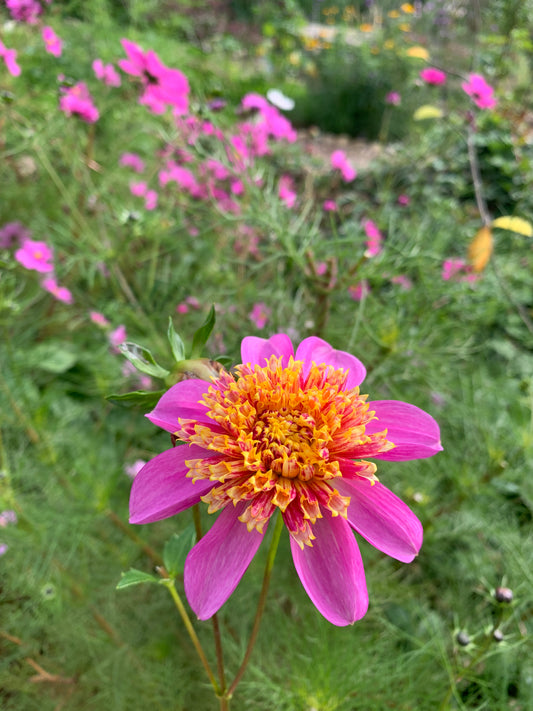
[
  {"xmin": 225, "ymin": 513, "xmax": 284, "ymax": 700},
  {"xmin": 163, "ymin": 579, "xmax": 220, "ymax": 696}
]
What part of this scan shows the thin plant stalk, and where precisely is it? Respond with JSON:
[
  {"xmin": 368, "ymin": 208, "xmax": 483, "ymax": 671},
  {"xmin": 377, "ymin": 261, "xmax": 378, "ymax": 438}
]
[{"xmin": 225, "ymin": 512, "xmax": 285, "ymax": 701}]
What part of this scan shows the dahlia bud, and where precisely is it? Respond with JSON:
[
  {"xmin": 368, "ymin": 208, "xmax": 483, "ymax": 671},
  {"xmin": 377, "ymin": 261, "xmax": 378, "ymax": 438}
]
[
  {"xmin": 456, "ymin": 631, "xmax": 470, "ymax": 646},
  {"xmin": 494, "ymin": 587, "xmax": 513, "ymax": 604}
]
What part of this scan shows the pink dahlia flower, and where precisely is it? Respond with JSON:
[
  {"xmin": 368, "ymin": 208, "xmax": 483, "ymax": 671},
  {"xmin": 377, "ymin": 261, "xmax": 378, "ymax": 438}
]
[
  {"xmin": 130, "ymin": 334, "xmax": 442, "ymax": 626},
  {"xmin": 461, "ymin": 73, "xmax": 497, "ymax": 110}
]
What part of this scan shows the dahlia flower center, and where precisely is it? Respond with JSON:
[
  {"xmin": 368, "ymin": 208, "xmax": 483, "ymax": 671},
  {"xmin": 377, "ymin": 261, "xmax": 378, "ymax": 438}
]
[{"xmin": 177, "ymin": 356, "xmax": 392, "ymax": 547}]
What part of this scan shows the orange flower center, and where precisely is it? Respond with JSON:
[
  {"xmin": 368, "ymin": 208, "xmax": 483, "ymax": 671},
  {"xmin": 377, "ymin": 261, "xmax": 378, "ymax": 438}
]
[{"xmin": 176, "ymin": 356, "xmax": 393, "ymax": 547}]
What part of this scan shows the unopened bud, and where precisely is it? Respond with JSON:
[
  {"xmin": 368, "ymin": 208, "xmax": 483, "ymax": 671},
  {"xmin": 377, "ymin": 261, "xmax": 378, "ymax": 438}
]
[
  {"xmin": 494, "ymin": 587, "xmax": 513, "ymax": 604},
  {"xmin": 493, "ymin": 629, "xmax": 504, "ymax": 643},
  {"xmin": 456, "ymin": 631, "xmax": 470, "ymax": 646},
  {"xmin": 166, "ymin": 358, "xmax": 225, "ymax": 385}
]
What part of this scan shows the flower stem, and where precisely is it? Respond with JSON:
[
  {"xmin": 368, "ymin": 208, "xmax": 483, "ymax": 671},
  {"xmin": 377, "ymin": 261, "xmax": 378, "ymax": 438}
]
[
  {"xmin": 225, "ymin": 512, "xmax": 285, "ymax": 700},
  {"xmin": 163, "ymin": 579, "xmax": 220, "ymax": 696}
]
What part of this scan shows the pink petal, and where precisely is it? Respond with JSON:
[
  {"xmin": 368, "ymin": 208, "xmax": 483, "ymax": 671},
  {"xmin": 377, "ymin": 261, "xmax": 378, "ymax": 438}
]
[
  {"xmin": 290, "ymin": 513, "xmax": 368, "ymax": 625},
  {"xmin": 129, "ymin": 444, "xmax": 216, "ymax": 524},
  {"xmin": 366, "ymin": 400, "xmax": 442, "ymax": 461},
  {"xmin": 337, "ymin": 478, "xmax": 422, "ymax": 562},
  {"xmin": 184, "ymin": 502, "xmax": 265, "ymax": 619},
  {"xmin": 295, "ymin": 337, "xmax": 367, "ymax": 388},
  {"xmin": 240, "ymin": 333, "xmax": 294, "ymax": 368},
  {"xmin": 146, "ymin": 379, "xmax": 211, "ymax": 432}
]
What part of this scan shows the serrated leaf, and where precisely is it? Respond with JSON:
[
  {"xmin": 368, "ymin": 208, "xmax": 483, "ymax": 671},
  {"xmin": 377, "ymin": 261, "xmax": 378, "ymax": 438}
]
[
  {"xmin": 106, "ymin": 389, "xmax": 165, "ymax": 409},
  {"xmin": 116, "ymin": 568, "xmax": 159, "ymax": 589},
  {"xmin": 167, "ymin": 317, "xmax": 186, "ymax": 362},
  {"xmin": 163, "ymin": 525, "xmax": 197, "ymax": 577},
  {"xmin": 190, "ymin": 305, "xmax": 216, "ymax": 358},
  {"xmin": 119, "ymin": 342, "xmax": 170, "ymax": 378},
  {"xmin": 492, "ymin": 216, "xmax": 533, "ymax": 237},
  {"xmin": 413, "ymin": 105, "xmax": 443, "ymax": 121},
  {"xmin": 468, "ymin": 225, "xmax": 493, "ymax": 272}
]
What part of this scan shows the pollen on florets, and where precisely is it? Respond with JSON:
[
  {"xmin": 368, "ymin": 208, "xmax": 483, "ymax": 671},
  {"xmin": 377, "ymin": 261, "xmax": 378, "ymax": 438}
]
[{"xmin": 177, "ymin": 355, "xmax": 394, "ymax": 547}]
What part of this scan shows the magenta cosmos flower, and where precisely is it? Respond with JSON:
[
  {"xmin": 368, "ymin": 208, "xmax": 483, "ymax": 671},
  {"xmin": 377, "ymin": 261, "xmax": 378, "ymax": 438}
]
[
  {"xmin": 461, "ymin": 73, "xmax": 497, "ymax": 110},
  {"xmin": 130, "ymin": 334, "xmax": 442, "ymax": 625}
]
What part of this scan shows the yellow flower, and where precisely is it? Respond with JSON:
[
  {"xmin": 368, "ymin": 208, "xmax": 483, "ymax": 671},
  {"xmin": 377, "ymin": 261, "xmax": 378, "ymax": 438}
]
[
  {"xmin": 406, "ymin": 46, "xmax": 429, "ymax": 60},
  {"xmin": 401, "ymin": 3, "xmax": 415, "ymax": 13},
  {"xmin": 384, "ymin": 39, "xmax": 395, "ymax": 49},
  {"xmin": 359, "ymin": 23, "xmax": 373, "ymax": 32},
  {"xmin": 388, "ymin": 10, "xmax": 400, "ymax": 18},
  {"xmin": 399, "ymin": 23, "xmax": 411, "ymax": 32}
]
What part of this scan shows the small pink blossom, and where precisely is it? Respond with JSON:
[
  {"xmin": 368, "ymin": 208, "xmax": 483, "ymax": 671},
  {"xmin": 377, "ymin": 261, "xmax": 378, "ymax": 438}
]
[
  {"xmin": 119, "ymin": 152, "xmax": 145, "ymax": 172},
  {"xmin": 249, "ymin": 302, "xmax": 271, "ymax": 329},
  {"xmin": 0, "ymin": 41, "xmax": 22, "ymax": 77},
  {"xmin": 323, "ymin": 200, "xmax": 337, "ymax": 212},
  {"xmin": 176, "ymin": 302, "xmax": 189, "ymax": 314},
  {"xmin": 130, "ymin": 181, "xmax": 147, "ymax": 197},
  {"xmin": 42, "ymin": 26, "xmax": 63, "ymax": 57},
  {"xmin": 348, "ymin": 280, "xmax": 370, "ymax": 301},
  {"xmin": 92, "ymin": 58, "xmax": 121, "ymax": 87},
  {"xmin": 442, "ymin": 258, "xmax": 478, "ymax": 282},
  {"xmin": 0, "ymin": 221, "xmax": 31, "ymax": 248},
  {"xmin": 420, "ymin": 67, "xmax": 446, "ymax": 85},
  {"xmin": 363, "ymin": 219, "xmax": 383, "ymax": 257},
  {"xmin": 90, "ymin": 311, "xmax": 110, "ymax": 327},
  {"xmin": 390, "ymin": 275, "xmax": 413, "ymax": 290},
  {"xmin": 330, "ymin": 150, "xmax": 356, "ymax": 182},
  {"xmin": 0, "ymin": 510, "xmax": 17, "ymax": 527},
  {"xmin": 397, "ymin": 194, "xmax": 410, "ymax": 206},
  {"xmin": 109, "ymin": 325, "xmax": 127, "ymax": 350},
  {"xmin": 461, "ymin": 73, "xmax": 497, "ymax": 109},
  {"xmin": 42, "ymin": 277, "xmax": 73, "ymax": 304},
  {"xmin": 315, "ymin": 262, "xmax": 328, "ymax": 276},
  {"xmin": 125, "ymin": 460, "xmax": 147, "ymax": 480},
  {"xmin": 15, "ymin": 239, "xmax": 54, "ymax": 272},
  {"xmin": 0, "ymin": 543, "xmax": 8, "ymax": 556},
  {"xmin": 119, "ymin": 39, "xmax": 189, "ymax": 115},
  {"xmin": 6, "ymin": 0, "xmax": 42, "ymax": 23},
  {"xmin": 59, "ymin": 82, "xmax": 99, "ymax": 123},
  {"xmin": 144, "ymin": 189, "xmax": 158, "ymax": 211},
  {"xmin": 279, "ymin": 175, "xmax": 297, "ymax": 208},
  {"xmin": 385, "ymin": 91, "xmax": 401, "ymax": 106}
]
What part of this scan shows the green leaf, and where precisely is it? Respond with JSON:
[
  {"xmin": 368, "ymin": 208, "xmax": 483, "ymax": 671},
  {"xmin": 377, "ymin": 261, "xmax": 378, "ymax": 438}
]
[
  {"xmin": 119, "ymin": 342, "xmax": 170, "ymax": 378},
  {"xmin": 116, "ymin": 568, "xmax": 159, "ymax": 589},
  {"xmin": 106, "ymin": 389, "xmax": 165, "ymax": 409},
  {"xmin": 167, "ymin": 317, "xmax": 186, "ymax": 362},
  {"xmin": 190, "ymin": 305, "xmax": 216, "ymax": 358},
  {"xmin": 27, "ymin": 341, "xmax": 79, "ymax": 373},
  {"xmin": 163, "ymin": 525, "xmax": 197, "ymax": 577}
]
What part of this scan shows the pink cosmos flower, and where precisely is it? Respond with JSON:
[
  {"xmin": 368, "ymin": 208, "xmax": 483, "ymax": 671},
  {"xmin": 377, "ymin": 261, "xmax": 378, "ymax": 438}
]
[
  {"xmin": 279, "ymin": 175, "xmax": 297, "ymax": 208},
  {"xmin": 125, "ymin": 460, "xmax": 147, "ymax": 480},
  {"xmin": 59, "ymin": 82, "xmax": 99, "ymax": 123},
  {"xmin": 6, "ymin": 0, "xmax": 42, "ymax": 23},
  {"xmin": 385, "ymin": 92, "xmax": 401, "ymax": 106},
  {"xmin": 90, "ymin": 311, "xmax": 110, "ymax": 327},
  {"xmin": 130, "ymin": 334, "xmax": 442, "ymax": 625},
  {"xmin": 348, "ymin": 281, "xmax": 370, "ymax": 301},
  {"xmin": 461, "ymin": 73, "xmax": 497, "ymax": 110},
  {"xmin": 119, "ymin": 152, "xmax": 145, "ymax": 172},
  {"xmin": 42, "ymin": 277, "xmax": 73, "ymax": 304},
  {"xmin": 92, "ymin": 58, "xmax": 121, "ymax": 87},
  {"xmin": 249, "ymin": 302, "xmax": 271, "ymax": 329},
  {"xmin": 0, "ymin": 221, "xmax": 31, "ymax": 248},
  {"xmin": 119, "ymin": 39, "xmax": 189, "ymax": 115},
  {"xmin": 330, "ymin": 150, "xmax": 356, "ymax": 182},
  {"xmin": 14, "ymin": 239, "xmax": 54, "ymax": 272},
  {"xmin": 363, "ymin": 219, "xmax": 383, "ymax": 257},
  {"xmin": 420, "ymin": 67, "xmax": 446, "ymax": 85},
  {"xmin": 109, "ymin": 324, "xmax": 127, "ymax": 351},
  {"xmin": 323, "ymin": 200, "xmax": 337, "ymax": 212},
  {"xmin": 0, "ymin": 40, "xmax": 22, "ymax": 77},
  {"xmin": 42, "ymin": 26, "xmax": 63, "ymax": 57}
]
